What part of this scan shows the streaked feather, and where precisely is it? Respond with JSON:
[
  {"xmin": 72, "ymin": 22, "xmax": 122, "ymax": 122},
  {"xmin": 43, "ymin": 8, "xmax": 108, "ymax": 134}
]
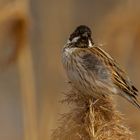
[{"xmin": 89, "ymin": 46, "xmax": 139, "ymax": 108}]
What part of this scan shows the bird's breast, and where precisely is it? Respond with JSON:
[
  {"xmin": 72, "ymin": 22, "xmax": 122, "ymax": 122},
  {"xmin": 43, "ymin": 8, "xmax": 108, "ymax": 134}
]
[
  {"xmin": 62, "ymin": 47, "xmax": 96, "ymax": 92},
  {"xmin": 62, "ymin": 47, "xmax": 115, "ymax": 96}
]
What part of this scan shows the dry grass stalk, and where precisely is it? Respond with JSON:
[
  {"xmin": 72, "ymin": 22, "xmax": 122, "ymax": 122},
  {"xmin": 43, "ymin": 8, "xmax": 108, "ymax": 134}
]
[
  {"xmin": 0, "ymin": 2, "xmax": 31, "ymax": 65},
  {"xmin": 14, "ymin": 5, "xmax": 38, "ymax": 140},
  {"xmin": 0, "ymin": 2, "xmax": 38, "ymax": 140},
  {"xmin": 51, "ymin": 84, "xmax": 134, "ymax": 140}
]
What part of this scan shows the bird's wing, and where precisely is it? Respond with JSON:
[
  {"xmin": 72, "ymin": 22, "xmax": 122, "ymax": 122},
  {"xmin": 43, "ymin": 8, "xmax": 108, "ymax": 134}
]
[{"xmin": 88, "ymin": 46, "xmax": 140, "ymax": 109}]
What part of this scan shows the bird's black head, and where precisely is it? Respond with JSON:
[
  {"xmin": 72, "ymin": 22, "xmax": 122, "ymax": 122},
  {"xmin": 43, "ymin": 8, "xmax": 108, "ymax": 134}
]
[{"xmin": 68, "ymin": 25, "xmax": 93, "ymax": 48}]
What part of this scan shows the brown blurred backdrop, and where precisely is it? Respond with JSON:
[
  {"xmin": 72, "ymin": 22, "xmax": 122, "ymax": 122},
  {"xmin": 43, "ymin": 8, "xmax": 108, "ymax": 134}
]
[{"xmin": 0, "ymin": 0, "xmax": 140, "ymax": 140}]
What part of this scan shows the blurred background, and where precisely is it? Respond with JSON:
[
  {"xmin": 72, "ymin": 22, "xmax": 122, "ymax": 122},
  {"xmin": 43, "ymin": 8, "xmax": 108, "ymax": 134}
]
[{"xmin": 0, "ymin": 0, "xmax": 140, "ymax": 140}]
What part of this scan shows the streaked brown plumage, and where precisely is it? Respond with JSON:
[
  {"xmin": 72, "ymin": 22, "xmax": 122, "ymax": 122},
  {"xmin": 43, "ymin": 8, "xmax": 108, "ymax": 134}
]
[{"xmin": 62, "ymin": 25, "xmax": 140, "ymax": 109}]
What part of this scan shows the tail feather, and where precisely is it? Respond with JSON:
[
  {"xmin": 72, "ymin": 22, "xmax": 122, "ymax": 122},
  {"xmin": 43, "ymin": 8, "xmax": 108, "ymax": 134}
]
[
  {"xmin": 120, "ymin": 92, "xmax": 140, "ymax": 110},
  {"xmin": 131, "ymin": 98, "xmax": 140, "ymax": 110}
]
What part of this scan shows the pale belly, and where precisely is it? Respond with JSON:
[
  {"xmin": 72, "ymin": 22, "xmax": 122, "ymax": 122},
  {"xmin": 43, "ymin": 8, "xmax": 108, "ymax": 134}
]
[{"xmin": 65, "ymin": 63, "xmax": 113, "ymax": 97}]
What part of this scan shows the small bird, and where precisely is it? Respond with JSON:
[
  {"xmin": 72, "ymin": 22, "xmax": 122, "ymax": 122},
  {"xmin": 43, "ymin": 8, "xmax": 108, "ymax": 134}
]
[{"xmin": 62, "ymin": 25, "xmax": 140, "ymax": 109}]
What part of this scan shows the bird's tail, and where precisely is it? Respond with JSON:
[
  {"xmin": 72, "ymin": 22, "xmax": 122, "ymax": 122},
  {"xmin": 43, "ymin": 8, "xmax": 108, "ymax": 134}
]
[{"xmin": 120, "ymin": 92, "xmax": 140, "ymax": 110}]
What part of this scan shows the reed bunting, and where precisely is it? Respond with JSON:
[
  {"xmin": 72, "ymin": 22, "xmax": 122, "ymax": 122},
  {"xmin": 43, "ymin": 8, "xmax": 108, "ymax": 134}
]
[{"xmin": 62, "ymin": 25, "xmax": 140, "ymax": 109}]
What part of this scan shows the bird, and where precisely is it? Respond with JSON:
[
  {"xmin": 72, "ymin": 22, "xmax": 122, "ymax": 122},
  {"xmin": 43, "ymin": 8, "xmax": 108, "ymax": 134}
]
[{"xmin": 62, "ymin": 25, "xmax": 140, "ymax": 109}]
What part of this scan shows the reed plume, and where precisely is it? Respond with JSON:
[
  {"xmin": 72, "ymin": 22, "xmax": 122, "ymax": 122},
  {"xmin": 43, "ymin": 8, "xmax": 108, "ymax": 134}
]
[{"xmin": 51, "ymin": 83, "xmax": 134, "ymax": 140}]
